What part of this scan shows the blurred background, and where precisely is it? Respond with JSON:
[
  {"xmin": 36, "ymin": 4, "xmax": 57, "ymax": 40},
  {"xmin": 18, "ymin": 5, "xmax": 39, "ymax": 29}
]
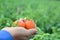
[{"xmin": 0, "ymin": 0, "xmax": 60, "ymax": 40}]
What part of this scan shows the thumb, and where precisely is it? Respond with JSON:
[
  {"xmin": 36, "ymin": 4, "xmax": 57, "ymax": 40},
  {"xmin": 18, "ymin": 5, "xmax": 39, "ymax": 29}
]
[{"xmin": 28, "ymin": 29, "xmax": 37, "ymax": 35}]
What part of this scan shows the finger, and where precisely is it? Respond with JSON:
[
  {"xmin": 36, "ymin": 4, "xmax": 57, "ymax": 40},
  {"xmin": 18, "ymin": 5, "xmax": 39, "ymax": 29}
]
[
  {"xmin": 25, "ymin": 29, "xmax": 37, "ymax": 39},
  {"xmin": 27, "ymin": 29, "xmax": 37, "ymax": 38},
  {"xmin": 28, "ymin": 29, "xmax": 37, "ymax": 35}
]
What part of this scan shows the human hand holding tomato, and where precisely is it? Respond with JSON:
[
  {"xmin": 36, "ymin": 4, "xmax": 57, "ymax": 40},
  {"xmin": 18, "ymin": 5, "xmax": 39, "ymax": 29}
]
[{"xmin": 2, "ymin": 27, "xmax": 37, "ymax": 40}]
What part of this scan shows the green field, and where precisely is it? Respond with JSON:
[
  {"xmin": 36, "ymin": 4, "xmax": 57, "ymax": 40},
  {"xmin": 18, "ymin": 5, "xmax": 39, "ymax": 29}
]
[{"xmin": 0, "ymin": 0, "xmax": 60, "ymax": 40}]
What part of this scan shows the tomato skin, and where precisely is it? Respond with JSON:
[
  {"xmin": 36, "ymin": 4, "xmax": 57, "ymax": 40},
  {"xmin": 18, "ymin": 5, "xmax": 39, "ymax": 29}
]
[
  {"xmin": 17, "ymin": 19, "xmax": 35, "ymax": 29},
  {"xmin": 17, "ymin": 20, "xmax": 25, "ymax": 28},
  {"xmin": 25, "ymin": 20, "xmax": 35, "ymax": 29}
]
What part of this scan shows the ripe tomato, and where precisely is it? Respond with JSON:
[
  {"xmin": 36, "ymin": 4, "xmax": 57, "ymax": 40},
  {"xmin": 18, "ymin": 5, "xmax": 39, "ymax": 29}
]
[
  {"xmin": 17, "ymin": 19, "xmax": 25, "ymax": 28},
  {"xmin": 25, "ymin": 20, "xmax": 35, "ymax": 29},
  {"xmin": 17, "ymin": 18, "xmax": 35, "ymax": 29}
]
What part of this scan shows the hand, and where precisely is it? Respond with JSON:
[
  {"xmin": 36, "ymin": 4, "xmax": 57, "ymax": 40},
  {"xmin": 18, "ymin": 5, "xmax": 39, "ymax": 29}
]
[{"xmin": 2, "ymin": 27, "xmax": 37, "ymax": 40}]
